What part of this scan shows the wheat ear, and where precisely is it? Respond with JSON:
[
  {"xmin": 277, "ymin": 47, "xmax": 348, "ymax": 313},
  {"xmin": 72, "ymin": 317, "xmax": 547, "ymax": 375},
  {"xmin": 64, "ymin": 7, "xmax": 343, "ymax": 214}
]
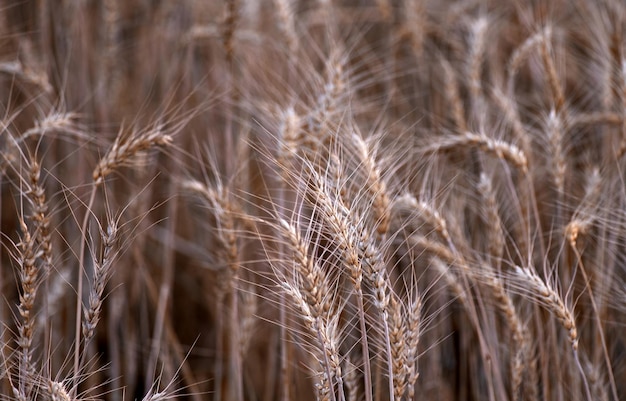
[
  {"xmin": 507, "ymin": 29, "xmax": 544, "ymax": 94},
  {"xmin": 182, "ymin": 179, "xmax": 242, "ymax": 401},
  {"xmin": 299, "ymin": 160, "xmax": 373, "ymax": 401},
  {"xmin": 405, "ymin": 292, "xmax": 421, "ymax": 400},
  {"xmin": 14, "ymin": 217, "xmax": 38, "ymax": 400},
  {"xmin": 423, "ymin": 131, "xmax": 528, "ymax": 173},
  {"xmin": 20, "ymin": 156, "xmax": 54, "ymax": 368},
  {"xmin": 392, "ymin": 194, "xmax": 451, "ymax": 243},
  {"xmin": 513, "ymin": 266, "xmax": 578, "ymax": 350},
  {"xmin": 565, "ymin": 168, "xmax": 601, "ymax": 249},
  {"xmin": 388, "ymin": 295, "xmax": 408, "ymax": 400},
  {"xmin": 82, "ymin": 220, "xmax": 118, "ymax": 350},
  {"xmin": 539, "ymin": 28, "xmax": 566, "ymax": 115},
  {"xmin": 467, "ymin": 17, "xmax": 488, "ymax": 113},
  {"xmin": 279, "ymin": 279, "xmax": 344, "ymax": 401},
  {"xmin": 92, "ymin": 126, "xmax": 173, "ymax": 185},
  {"xmin": 352, "ymin": 133, "xmax": 391, "ymax": 239},
  {"xmin": 74, "ymin": 124, "xmax": 174, "ymax": 392},
  {"xmin": 477, "ymin": 174, "xmax": 504, "ymax": 269},
  {"xmin": 274, "ymin": 0, "xmax": 299, "ymax": 54}
]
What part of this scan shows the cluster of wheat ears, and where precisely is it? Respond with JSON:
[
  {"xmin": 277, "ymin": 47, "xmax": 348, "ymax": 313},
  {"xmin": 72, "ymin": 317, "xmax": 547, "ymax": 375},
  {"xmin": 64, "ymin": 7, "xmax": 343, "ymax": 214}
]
[{"xmin": 0, "ymin": 0, "xmax": 625, "ymax": 400}]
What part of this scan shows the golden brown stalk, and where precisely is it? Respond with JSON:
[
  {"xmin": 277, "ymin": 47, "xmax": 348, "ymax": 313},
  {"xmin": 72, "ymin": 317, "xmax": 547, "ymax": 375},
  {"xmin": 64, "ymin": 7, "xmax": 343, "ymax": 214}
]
[
  {"xmin": 222, "ymin": 0, "xmax": 240, "ymax": 67},
  {"xmin": 238, "ymin": 288, "xmax": 257, "ymax": 358},
  {"xmin": 275, "ymin": 107, "xmax": 302, "ymax": 401},
  {"xmin": 102, "ymin": 0, "xmax": 120, "ymax": 89},
  {"xmin": 618, "ymin": 60, "xmax": 626, "ymax": 158},
  {"xmin": 343, "ymin": 213, "xmax": 396, "ymax": 401},
  {"xmin": 409, "ymin": 235, "xmax": 456, "ymax": 267}
]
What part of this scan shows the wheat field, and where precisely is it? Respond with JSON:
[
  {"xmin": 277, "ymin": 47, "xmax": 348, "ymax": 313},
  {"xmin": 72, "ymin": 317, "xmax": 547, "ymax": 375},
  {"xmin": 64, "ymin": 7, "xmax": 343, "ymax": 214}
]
[{"xmin": 0, "ymin": 0, "xmax": 625, "ymax": 400}]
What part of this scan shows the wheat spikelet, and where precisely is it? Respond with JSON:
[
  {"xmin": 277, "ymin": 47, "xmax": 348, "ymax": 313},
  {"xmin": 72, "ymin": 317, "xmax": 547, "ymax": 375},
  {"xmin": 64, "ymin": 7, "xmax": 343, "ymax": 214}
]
[
  {"xmin": 507, "ymin": 29, "xmax": 544, "ymax": 94},
  {"xmin": 467, "ymin": 17, "xmax": 488, "ymax": 109},
  {"xmin": 24, "ymin": 159, "xmax": 52, "ymax": 275},
  {"xmin": 307, "ymin": 48, "xmax": 348, "ymax": 143},
  {"xmin": 539, "ymin": 27, "xmax": 566, "ymax": 115},
  {"xmin": 513, "ymin": 265, "xmax": 578, "ymax": 350},
  {"xmin": 565, "ymin": 167, "xmax": 601, "ymax": 248},
  {"xmin": 477, "ymin": 173, "xmax": 504, "ymax": 267},
  {"xmin": 48, "ymin": 380, "xmax": 73, "ymax": 401},
  {"xmin": 352, "ymin": 133, "xmax": 391, "ymax": 238},
  {"xmin": 546, "ymin": 109, "xmax": 567, "ymax": 196},
  {"xmin": 82, "ymin": 220, "xmax": 118, "ymax": 344},
  {"xmin": 387, "ymin": 295, "xmax": 408, "ymax": 401},
  {"xmin": 14, "ymin": 217, "xmax": 39, "ymax": 400},
  {"xmin": 405, "ymin": 293, "xmax": 421, "ymax": 400},
  {"xmin": 295, "ymin": 153, "xmax": 374, "ymax": 401},
  {"xmin": 274, "ymin": 0, "xmax": 298, "ymax": 53},
  {"xmin": 392, "ymin": 193, "xmax": 451, "ymax": 243},
  {"xmin": 441, "ymin": 58, "xmax": 467, "ymax": 132},
  {"xmin": 93, "ymin": 126, "xmax": 173, "ymax": 185},
  {"xmin": 279, "ymin": 280, "xmax": 343, "ymax": 401},
  {"xmin": 20, "ymin": 112, "xmax": 86, "ymax": 143},
  {"xmin": 277, "ymin": 218, "xmax": 331, "ymax": 319},
  {"xmin": 422, "ymin": 131, "xmax": 528, "ymax": 173}
]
